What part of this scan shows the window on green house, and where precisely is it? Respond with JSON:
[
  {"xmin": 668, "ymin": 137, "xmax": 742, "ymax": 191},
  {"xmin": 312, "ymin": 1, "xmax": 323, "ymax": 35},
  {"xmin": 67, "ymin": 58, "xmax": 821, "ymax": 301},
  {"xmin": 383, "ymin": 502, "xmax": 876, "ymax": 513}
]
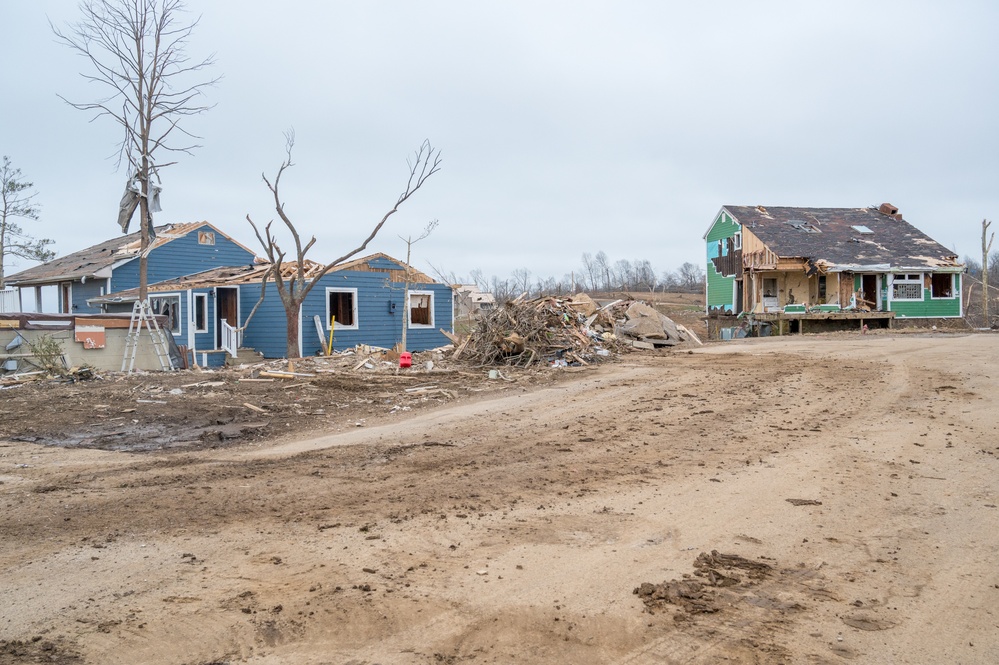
[
  {"xmin": 931, "ymin": 273, "xmax": 954, "ymax": 298},
  {"xmin": 891, "ymin": 274, "xmax": 923, "ymax": 301}
]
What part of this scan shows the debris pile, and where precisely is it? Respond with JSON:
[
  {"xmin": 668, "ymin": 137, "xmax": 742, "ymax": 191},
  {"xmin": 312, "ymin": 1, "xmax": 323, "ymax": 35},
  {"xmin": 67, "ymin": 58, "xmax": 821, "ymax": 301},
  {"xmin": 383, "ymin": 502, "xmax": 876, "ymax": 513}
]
[
  {"xmin": 452, "ymin": 295, "xmax": 612, "ymax": 367},
  {"xmin": 450, "ymin": 293, "xmax": 700, "ymax": 367},
  {"xmin": 603, "ymin": 300, "xmax": 702, "ymax": 349}
]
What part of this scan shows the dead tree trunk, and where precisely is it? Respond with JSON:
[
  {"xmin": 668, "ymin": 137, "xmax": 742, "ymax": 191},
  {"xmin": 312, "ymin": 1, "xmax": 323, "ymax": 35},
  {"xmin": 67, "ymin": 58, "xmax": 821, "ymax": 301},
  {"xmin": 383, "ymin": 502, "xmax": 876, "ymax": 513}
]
[
  {"xmin": 984, "ymin": 219, "xmax": 994, "ymax": 328},
  {"xmin": 247, "ymin": 134, "xmax": 441, "ymax": 358}
]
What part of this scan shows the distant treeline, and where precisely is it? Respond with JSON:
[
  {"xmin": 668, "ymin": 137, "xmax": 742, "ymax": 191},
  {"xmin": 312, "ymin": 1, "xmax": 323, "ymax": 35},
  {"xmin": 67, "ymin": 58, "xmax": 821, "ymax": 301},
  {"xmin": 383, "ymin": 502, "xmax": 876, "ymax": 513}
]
[{"xmin": 433, "ymin": 251, "xmax": 706, "ymax": 302}]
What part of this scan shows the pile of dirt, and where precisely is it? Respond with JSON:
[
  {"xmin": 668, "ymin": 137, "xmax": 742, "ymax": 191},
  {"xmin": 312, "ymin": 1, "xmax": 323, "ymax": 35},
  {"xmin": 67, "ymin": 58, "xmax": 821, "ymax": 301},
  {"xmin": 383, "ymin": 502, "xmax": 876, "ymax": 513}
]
[{"xmin": 634, "ymin": 550, "xmax": 773, "ymax": 617}]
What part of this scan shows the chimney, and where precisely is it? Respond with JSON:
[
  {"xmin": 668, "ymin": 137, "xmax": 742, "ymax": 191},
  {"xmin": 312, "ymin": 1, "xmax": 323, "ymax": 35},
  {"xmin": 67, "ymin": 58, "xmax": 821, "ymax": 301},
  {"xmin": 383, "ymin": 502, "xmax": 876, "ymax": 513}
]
[{"xmin": 878, "ymin": 202, "xmax": 902, "ymax": 220}]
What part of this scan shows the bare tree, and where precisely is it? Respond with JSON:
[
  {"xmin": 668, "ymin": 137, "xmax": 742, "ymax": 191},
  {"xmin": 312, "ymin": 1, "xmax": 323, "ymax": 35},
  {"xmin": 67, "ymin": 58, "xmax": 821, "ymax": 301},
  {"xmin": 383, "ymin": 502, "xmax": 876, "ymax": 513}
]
[
  {"xmin": 398, "ymin": 220, "xmax": 438, "ymax": 352},
  {"xmin": 677, "ymin": 262, "xmax": 705, "ymax": 291},
  {"xmin": 53, "ymin": 0, "xmax": 217, "ymax": 300},
  {"xmin": 511, "ymin": 267, "xmax": 532, "ymax": 295},
  {"xmin": 594, "ymin": 251, "xmax": 611, "ymax": 291},
  {"xmin": 1, "ymin": 157, "xmax": 55, "ymax": 288},
  {"xmin": 580, "ymin": 252, "xmax": 597, "ymax": 291},
  {"xmin": 469, "ymin": 268, "xmax": 486, "ymax": 291},
  {"xmin": 246, "ymin": 133, "xmax": 441, "ymax": 358}
]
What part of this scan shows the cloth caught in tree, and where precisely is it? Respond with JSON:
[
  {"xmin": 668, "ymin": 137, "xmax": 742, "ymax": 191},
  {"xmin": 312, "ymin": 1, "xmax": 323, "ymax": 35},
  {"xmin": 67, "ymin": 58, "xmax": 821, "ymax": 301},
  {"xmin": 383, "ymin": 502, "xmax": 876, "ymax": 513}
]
[{"xmin": 117, "ymin": 179, "xmax": 163, "ymax": 237}]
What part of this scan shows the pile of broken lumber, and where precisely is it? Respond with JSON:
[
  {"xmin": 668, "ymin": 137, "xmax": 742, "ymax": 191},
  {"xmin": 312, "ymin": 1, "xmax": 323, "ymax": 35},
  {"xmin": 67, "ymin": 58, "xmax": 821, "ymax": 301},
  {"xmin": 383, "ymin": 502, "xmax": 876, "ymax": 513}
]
[
  {"xmin": 451, "ymin": 295, "xmax": 616, "ymax": 367},
  {"xmin": 447, "ymin": 293, "xmax": 700, "ymax": 367}
]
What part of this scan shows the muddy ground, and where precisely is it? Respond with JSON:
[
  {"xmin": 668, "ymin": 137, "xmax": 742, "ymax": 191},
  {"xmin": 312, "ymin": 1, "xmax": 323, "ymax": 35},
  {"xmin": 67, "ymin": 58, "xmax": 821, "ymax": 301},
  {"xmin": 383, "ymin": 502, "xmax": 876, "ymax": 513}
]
[{"xmin": 1, "ymin": 333, "xmax": 998, "ymax": 664}]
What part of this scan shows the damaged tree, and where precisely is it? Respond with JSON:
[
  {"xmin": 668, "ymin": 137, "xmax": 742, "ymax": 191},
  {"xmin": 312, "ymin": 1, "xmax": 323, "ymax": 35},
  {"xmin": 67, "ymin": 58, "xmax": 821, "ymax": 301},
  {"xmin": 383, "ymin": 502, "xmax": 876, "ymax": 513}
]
[
  {"xmin": 247, "ymin": 133, "xmax": 441, "ymax": 358},
  {"xmin": 53, "ymin": 0, "xmax": 217, "ymax": 301},
  {"xmin": 1, "ymin": 156, "xmax": 55, "ymax": 288}
]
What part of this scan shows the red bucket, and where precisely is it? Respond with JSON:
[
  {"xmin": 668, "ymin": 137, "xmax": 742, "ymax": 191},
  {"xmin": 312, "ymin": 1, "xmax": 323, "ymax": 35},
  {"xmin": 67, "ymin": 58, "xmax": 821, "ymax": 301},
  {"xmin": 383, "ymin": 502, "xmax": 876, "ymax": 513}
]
[{"xmin": 399, "ymin": 352, "xmax": 412, "ymax": 368}]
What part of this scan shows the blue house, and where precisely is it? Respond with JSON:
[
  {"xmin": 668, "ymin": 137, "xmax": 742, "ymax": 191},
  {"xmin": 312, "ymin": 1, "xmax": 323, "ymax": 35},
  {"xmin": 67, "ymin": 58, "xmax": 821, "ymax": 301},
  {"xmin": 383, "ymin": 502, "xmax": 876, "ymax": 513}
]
[
  {"xmin": 5, "ymin": 222, "xmax": 257, "ymax": 316},
  {"xmin": 91, "ymin": 252, "xmax": 454, "ymax": 363}
]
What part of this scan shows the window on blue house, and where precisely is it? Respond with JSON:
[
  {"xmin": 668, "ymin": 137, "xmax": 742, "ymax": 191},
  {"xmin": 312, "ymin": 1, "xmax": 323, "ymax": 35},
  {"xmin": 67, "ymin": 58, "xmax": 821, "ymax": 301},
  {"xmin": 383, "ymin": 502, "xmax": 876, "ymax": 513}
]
[
  {"xmin": 193, "ymin": 293, "xmax": 208, "ymax": 332},
  {"xmin": 150, "ymin": 295, "xmax": 181, "ymax": 333},
  {"xmin": 408, "ymin": 290, "xmax": 434, "ymax": 327},
  {"xmin": 326, "ymin": 288, "xmax": 357, "ymax": 329}
]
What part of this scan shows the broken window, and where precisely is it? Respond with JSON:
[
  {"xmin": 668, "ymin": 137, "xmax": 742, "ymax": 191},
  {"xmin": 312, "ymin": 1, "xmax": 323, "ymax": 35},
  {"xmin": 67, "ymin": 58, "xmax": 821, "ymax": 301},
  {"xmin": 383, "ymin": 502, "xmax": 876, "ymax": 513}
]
[
  {"xmin": 891, "ymin": 274, "xmax": 923, "ymax": 301},
  {"xmin": 326, "ymin": 288, "xmax": 357, "ymax": 328},
  {"xmin": 818, "ymin": 275, "xmax": 827, "ymax": 301},
  {"xmin": 198, "ymin": 231, "xmax": 215, "ymax": 245},
  {"xmin": 931, "ymin": 273, "xmax": 954, "ymax": 298},
  {"xmin": 408, "ymin": 291, "xmax": 434, "ymax": 327},
  {"xmin": 150, "ymin": 295, "xmax": 181, "ymax": 333},
  {"xmin": 733, "ymin": 232, "xmax": 742, "ymax": 250},
  {"xmin": 193, "ymin": 293, "xmax": 208, "ymax": 332}
]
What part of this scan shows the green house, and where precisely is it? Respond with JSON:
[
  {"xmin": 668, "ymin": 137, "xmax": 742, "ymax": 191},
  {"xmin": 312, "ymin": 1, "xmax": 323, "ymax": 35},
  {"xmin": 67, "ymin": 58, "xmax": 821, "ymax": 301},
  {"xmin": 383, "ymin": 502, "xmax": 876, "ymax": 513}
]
[{"xmin": 704, "ymin": 203, "xmax": 964, "ymax": 336}]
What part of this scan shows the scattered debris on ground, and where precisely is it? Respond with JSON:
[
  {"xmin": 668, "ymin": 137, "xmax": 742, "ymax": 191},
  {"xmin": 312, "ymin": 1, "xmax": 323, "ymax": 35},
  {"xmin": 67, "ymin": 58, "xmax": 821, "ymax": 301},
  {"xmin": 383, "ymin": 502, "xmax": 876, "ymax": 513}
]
[{"xmin": 634, "ymin": 550, "xmax": 774, "ymax": 617}]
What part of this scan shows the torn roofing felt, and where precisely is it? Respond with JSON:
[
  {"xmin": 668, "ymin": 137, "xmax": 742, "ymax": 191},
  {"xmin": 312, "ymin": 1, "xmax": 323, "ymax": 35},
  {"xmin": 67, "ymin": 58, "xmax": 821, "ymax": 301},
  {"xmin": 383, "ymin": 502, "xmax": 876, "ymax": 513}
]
[
  {"xmin": 5, "ymin": 222, "xmax": 252, "ymax": 285},
  {"xmin": 88, "ymin": 253, "xmax": 439, "ymax": 304},
  {"xmin": 725, "ymin": 205, "xmax": 961, "ymax": 271}
]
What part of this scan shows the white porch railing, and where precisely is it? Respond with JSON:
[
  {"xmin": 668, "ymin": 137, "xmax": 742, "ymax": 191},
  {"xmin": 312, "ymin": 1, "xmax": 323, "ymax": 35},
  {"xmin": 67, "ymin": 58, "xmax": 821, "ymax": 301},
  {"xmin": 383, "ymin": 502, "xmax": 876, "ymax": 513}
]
[
  {"xmin": 220, "ymin": 318, "xmax": 241, "ymax": 357},
  {"xmin": 0, "ymin": 288, "xmax": 17, "ymax": 313}
]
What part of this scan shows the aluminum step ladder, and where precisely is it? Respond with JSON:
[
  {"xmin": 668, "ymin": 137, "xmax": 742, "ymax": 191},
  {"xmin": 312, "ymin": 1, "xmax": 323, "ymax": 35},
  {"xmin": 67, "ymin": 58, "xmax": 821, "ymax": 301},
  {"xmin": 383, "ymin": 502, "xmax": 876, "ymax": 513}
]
[{"xmin": 121, "ymin": 299, "xmax": 174, "ymax": 372}]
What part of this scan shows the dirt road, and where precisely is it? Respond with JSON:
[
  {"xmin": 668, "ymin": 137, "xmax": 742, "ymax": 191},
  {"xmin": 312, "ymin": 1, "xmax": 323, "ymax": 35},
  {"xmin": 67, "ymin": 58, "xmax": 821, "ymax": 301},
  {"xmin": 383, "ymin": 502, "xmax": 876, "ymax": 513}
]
[{"xmin": 1, "ymin": 334, "xmax": 997, "ymax": 664}]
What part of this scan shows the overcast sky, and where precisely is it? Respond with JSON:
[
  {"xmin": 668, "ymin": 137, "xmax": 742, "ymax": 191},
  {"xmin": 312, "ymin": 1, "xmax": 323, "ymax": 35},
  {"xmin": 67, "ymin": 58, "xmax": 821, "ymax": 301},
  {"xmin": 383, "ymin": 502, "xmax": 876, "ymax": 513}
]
[{"xmin": 3, "ymin": 1, "xmax": 998, "ymax": 286}]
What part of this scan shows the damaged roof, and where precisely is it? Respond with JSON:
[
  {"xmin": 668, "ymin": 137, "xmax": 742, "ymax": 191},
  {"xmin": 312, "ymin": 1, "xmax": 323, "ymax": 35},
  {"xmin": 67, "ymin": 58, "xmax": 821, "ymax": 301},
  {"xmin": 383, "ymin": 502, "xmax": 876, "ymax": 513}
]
[
  {"xmin": 724, "ymin": 204, "xmax": 961, "ymax": 271},
  {"xmin": 89, "ymin": 253, "xmax": 438, "ymax": 303},
  {"xmin": 6, "ymin": 222, "xmax": 253, "ymax": 285}
]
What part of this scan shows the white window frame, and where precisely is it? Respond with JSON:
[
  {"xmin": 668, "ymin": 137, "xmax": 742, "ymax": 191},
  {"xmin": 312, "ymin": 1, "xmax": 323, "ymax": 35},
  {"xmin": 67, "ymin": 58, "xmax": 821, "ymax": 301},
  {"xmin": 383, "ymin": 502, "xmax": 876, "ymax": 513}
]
[
  {"xmin": 325, "ymin": 287, "xmax": 358, "ymax": 330},
  {"xmin": 192, "ymin": 292, "xmax": 209, "ymax": 333},
  {"xmin": 891, "ymin": 273, "xmax": 923, "ymax": 302},
  {"xmin": 149, "ymin": 293, "xmax": 182, "ymax": 334},
  {"xmin": 929, "ymin": 273, "xmax": 956, "ymax": 299},
  {"xmin": 407, "ymin": 290, "xmax": 434, "ymax": 328},
  {"xmin": 733, "ymin": 232, "xmax": 742, "ymax": 250}
]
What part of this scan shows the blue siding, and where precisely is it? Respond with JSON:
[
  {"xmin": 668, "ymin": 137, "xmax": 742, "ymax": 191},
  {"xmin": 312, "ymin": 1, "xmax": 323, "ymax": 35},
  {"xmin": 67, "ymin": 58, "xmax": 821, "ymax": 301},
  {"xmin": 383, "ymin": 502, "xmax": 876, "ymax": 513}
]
[
  {"xmin": 238, "ymin": 272, "xmax": 453, "ymax": 359},
  {"xmin": 365, "ymin": 257, "xmax": 404, "ymax": 271},
  {"xmin": 239, "ymin": 282, "xmax": 290, "ymax": 359},
  {"xmin": 190, "ymin": 289, "xmax": 217, "ymax": 352},
  {"xmin": 72, "ymin": 279, "xmax": 107, "ymax": 314},
  {"xmin": 111, "ymin": 225, "xmax": 255, "ymax": 292}
]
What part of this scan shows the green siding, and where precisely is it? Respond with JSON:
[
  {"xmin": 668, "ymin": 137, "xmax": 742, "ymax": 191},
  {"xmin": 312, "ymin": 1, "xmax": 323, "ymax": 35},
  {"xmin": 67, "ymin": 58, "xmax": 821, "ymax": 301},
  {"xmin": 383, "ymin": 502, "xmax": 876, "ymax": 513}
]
[
  {"xmin": 705, "ymin": 211, "xmax": 739, "ymax": 242},
  {"xmin": 707, "ymin": 261, "xmax": 734, "ymax": 308},
  {"xmin": 891, "ymin": 290, "xmax": 962, "ymax": 318},
  {"xmin": 705, "ymin": 210, "xmax": 739, "ymax": 312},
  {"xmin": 890, "ymin": 274, "xmax": 962, "ymax": 318}
]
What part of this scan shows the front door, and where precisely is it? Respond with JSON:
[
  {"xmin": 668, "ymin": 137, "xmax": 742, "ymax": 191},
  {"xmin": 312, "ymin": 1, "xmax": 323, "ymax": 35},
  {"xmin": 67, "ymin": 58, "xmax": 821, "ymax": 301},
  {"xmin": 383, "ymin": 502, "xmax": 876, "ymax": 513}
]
[
  {"xmin": 216, "ymin": 287, "xmax": 239, "ymax": 349},
  {"xmin": 860, "ymin": 275, "xmax": 879, "ymax": 310}
]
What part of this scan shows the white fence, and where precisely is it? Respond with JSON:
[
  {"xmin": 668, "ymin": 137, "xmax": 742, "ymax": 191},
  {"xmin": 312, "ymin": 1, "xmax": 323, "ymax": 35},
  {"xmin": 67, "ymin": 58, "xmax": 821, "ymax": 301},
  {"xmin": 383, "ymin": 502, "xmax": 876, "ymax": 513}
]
[{"xmin": 220, "ymin": 318, "xmax": 241, "ymax": 357}]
